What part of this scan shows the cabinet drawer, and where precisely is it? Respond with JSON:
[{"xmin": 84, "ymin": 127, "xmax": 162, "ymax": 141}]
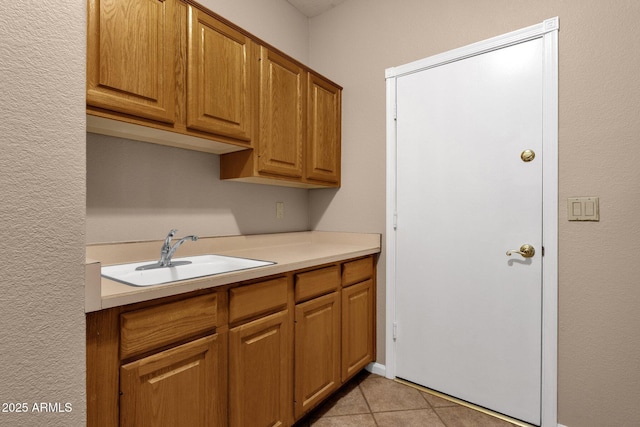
[
  {"xmin": 342, "ymin": 257, "xmax": 374, "ymax": 287},
  {"xmin": 295, "ymin": 265, "xmax": 340, "ymax": 303},
  {"xmin": 120, "ymin": 293, "xmax": 218, "ymax": 359},
  {"xmin": 229, "ymin": 276, "xmax": 288, "ymax": 324}
]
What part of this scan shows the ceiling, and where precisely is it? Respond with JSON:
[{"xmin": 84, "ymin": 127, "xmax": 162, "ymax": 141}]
[{"xmin": 287, "ymin": 0, "xmax": 347, "ymax": 17}]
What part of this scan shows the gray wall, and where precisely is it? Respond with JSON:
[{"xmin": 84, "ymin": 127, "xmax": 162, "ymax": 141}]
[
  {"xmin": 308, "ymin": 1, "xmax": 640, "ymax": 426},
  {"xmin": 4, "ymin": 1, "xmax": 638, "ymax": 426},
  {"xmin": 0, "ymin": 0, "xmax": 86, "ymax": 425}
]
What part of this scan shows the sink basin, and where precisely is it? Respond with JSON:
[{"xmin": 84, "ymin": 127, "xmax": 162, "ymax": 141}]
[{"xmin": 101, "ymin": 254, "xmax": 276, "ymax": 287}]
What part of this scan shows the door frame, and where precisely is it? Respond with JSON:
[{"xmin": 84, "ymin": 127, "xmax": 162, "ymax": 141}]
[{"xmin": 384, "ymin": 18, "xmax": 559, "ymax": 426}]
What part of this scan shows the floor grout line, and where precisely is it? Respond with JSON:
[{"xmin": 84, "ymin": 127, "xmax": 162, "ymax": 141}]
[
  {"xmin": 356, "ymin": 376, "xmax": 379, "ymax": 426},
  {"xmin": 395, "ymin": 378, "xmax": 531, "ymax": 427},
  {"xmin": 418, "ymin": 388, "xmax": 452, "ymax": 427},
  {"xmin": 305, "ymin": 372, "xmax": 533, "ymax": 426}
]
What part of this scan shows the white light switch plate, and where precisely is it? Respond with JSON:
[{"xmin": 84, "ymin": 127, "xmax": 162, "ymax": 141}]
[{"xmin": 567, "ymin": 197, "xmax": 599, "ymax": 221}]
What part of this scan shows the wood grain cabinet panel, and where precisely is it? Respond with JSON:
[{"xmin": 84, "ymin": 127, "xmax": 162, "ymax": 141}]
[
  {"xmin": 120, "ymin": 293, "xmax": 218, "ymax": 359},
  {"xmin": 342, "ymin": 257, "xmax": 374, "ymax": 287},
  {"xmin": 187, "ymin": 6, "xmax": 256, "ymax": 141},
  {"xmin": 120, "ymin": 334, "xmax": 227, "ymax": 427},
  {"xmin": 258, "ymin": 47, "xmax": 306, "ymax": 178},
  {"xmin": 229, "ymin": 310, "xmax": 292, "ymax": 427},
  {"xmin": 294, "ymin": 291, "xmax": 341, "ymax": 419},
  {"xmin": 341, "ymin": 279, "xmax": 375, "ymax": 382},
  {"xmin": 294, "ymin": 265, "xmax": 340, "ymax": 303},
  {"xmin": 229, "ymin": 276, "xmax": 288, "ymax": 324},
  {"xmin": 87, "ymin": 0, "xmax": 176, "ymax": 123},
  {"xmin": 306, "ymin": 73, "xmax": 341, "ymax": 185},
  {"xmin": 87, "ymin": 308, "xmax": 120, "ymax": 427}
]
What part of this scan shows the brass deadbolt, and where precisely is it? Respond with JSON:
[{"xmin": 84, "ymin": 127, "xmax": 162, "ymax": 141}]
[{"xmin": 521, "ymin": 149, "xmax": 535, "ymax": 162}]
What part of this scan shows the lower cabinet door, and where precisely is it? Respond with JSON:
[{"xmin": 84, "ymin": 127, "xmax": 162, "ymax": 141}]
[
  {"xmin": 229, "ymin": 310, "xmax": 292, "ymax": 427},
  {"xmin": 294, "ymin": 291, "xmax": 341, "ymax": 419},
  {"xmin": 342, "ymin": 279, "xmax": 375, "ymax": 382},
  {"xmin": 120, "ymin": 334, "xmax": 226, "ymax": 427}
]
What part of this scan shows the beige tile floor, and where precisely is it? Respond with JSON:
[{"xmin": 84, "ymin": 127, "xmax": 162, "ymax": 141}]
[{"xmin": 295, "ymin": 371, "xmax": 522, "ymax": 427}]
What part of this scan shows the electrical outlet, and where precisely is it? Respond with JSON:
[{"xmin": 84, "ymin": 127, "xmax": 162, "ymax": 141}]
[{"xmin": 276, "ymin": 202, "xmax": 284, "ymax": 219}]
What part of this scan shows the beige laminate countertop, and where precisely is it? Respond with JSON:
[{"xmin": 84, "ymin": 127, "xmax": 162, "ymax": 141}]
[{"xmin": 85, "ymin": 231, "xmax": 381, "ymax": 312}]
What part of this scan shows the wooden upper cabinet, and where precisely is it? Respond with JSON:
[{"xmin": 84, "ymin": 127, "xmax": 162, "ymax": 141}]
[
  {"xmin": 258, "ymin": 47, "xmax": 306, "ymax": 178},
  {"xmin": 87, "ymin": 0, "xmax": 176, "ymax": 123},
  {"xmin": 87, "ymin": 0, "xmax": 341, "ymax": 185},
  {"xmin": 219, "ymin": 48, "xmax": 342, "ymax": 188},
  {"xmin": 306, "ymin": 73, "xmax": 341, "ymax": 185},
  {"xmin": 187, "ymin": 6, "xmax": 256, "ymax": 141}
]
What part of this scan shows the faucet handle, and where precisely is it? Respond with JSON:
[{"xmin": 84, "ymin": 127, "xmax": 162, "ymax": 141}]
[{"xmin": 164, "ymin": 229, "xmax": 177, "ymax": 243}]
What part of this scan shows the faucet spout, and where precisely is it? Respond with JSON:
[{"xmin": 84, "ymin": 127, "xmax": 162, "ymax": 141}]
[
  {"xmin": 136, "ymin": 229, "xmax": 199, "ymax": 270},
  {"xmin": 165, "ymin": 235, "xmax": 199, "ymax": 265}
]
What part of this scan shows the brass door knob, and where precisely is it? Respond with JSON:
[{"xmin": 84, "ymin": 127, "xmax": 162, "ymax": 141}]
[{"xmin": 506, "ymin": 244, "xmax": 535, "ymax": 258}]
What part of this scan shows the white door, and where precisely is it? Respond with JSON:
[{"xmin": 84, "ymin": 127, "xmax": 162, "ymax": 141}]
[{"xmin": 394, "ymin": 38, "xmax": 544, "ymax": 425}]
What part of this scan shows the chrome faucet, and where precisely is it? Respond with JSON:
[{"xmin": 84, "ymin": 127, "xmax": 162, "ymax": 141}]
[
  {"xmin": 159, "ymin": 229, "xmax": 198, "ymax": 267},
  {"xmin": 136, "ymin": 229, "xmax": 199, "ymax": 270}
]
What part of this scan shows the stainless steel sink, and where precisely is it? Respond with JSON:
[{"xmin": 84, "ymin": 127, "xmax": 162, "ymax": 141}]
[{"xmin": 101, "ymin": 254, "xmax": 275, "ymax": 287}]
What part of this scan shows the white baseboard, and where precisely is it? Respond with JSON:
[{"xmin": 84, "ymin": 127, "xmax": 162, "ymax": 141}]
[
  {"xmin": 365, "ymin": 362, "xmax": 386, "ymax": 377},
  {"xmin": 558, "ymin": 424, "xmax": 568, "ymax": 427}
]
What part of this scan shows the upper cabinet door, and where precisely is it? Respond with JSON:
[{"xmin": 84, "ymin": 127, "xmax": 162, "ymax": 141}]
[
  {"xmin": 87, "ymin": 0, "xmax": 176, "ymax": 123},
  {"xmin": 258, "ymin": 47, "xmax": 306, "ymax": 178},
  {"xmin": 306, "ymin": 73, "xmax": 342, "ymax": 185},
  {"xmin": 187, "ymin": 7, "xmax": 255, "ymax": 142}
]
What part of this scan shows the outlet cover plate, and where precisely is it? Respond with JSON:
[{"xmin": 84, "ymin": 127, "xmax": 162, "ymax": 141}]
[
  {"xmin": 276, "ymin": 202, "xmax": 285, "ymax": 219},
  {"xmin": 567, "ymin": 197, "xmax": 599, "ymax": 221}
]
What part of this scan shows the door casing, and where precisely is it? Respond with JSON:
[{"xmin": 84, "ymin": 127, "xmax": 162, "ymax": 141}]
[{"xmin": 385, "ymin": 18, "xmax": 558, "ymax": 426}]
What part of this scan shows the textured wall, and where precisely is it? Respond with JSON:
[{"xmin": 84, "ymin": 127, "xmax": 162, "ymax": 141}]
[
  {"xmin": 202, "ymin": 0, "xmax": 309, "ymax": 64},
  {"xmin": 308, "ymin": 1, "xmax": 640, "ymax": 426},
  {"xmin": 87, "ymin": 135, "xmax": 310, "ymax": 243},
  {"xmin": 0, "ymin": 0, "xmax": 86, "ymax": 425}
]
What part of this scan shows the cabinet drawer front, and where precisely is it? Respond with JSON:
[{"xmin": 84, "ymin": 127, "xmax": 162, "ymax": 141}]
[
  {"xmin": 229, "ymin": 277, "xmax": 288, "ymax": 324},
  {"xmin": 120, "ymin": 293, "xmax": 218, "ymax": 359},
  {"xmin": 342, "ymin": 257, "xmax": 374, "ymax": 287},
  {"xmin": 295, "ymin": 265, "xmax": 340, "ymax": 303}
]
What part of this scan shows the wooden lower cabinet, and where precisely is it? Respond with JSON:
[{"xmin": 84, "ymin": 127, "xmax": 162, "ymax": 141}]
[
  {"xmin": 87, "ymin": 255, "xmax": 377, "ymax": 427},
  {"xmin": 294, "ymin": 291, "xmax": 341, "ymax": 419},
  {"xmin": 229, "ymin": 310, "xmax": 291, "ymax": 427},
  {"xmin": 341, "ymin": 279, "xmax": 375, "ymax": 382},
  {"xmin": 120, "ymin": 333, "xmax": 227, "ymax": 427}
]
